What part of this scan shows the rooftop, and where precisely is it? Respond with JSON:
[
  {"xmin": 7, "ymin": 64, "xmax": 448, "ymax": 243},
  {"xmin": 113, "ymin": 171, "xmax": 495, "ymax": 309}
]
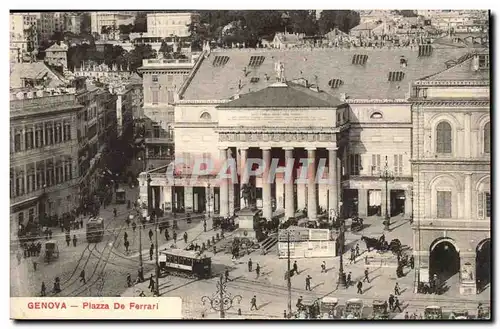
[
  {"xmin": 180, "ymin": 47, "xmax": 479, "ymax": 101},
  {"xmin": 218, "ymin": 83, "xmax": 343, "ymax": 108},
  {"xmin": 10, "ymin": 62, "xmax": 68, "ymax": 89}
]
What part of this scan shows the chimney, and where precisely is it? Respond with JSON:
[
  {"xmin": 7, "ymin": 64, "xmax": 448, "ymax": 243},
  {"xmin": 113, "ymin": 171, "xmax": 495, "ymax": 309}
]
[{"xmin": 340, "ymin": 93, "xmax": 347, "ymax": 102}]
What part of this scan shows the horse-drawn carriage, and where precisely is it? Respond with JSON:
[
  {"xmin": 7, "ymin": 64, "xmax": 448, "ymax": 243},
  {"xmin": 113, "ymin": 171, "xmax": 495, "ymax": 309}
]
[
  {"xmin": 343, "ymin": 299, "xmax": 364, "ymax": 319},
  {"xmin": 350, "ymin": 217, "xmax": 364, "ymax": 232},
  {"xmin": 361, "ymin": 235, "xmax": 402, "ymax": 254}
]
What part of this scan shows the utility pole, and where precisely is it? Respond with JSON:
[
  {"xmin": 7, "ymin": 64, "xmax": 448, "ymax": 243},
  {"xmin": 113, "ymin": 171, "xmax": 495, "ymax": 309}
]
[
  {"xmin": 146, "ymin": 173, "xmax": 159, "ymax": 295},
  {"xmin": 380, "ymin": 155, "xmax": 394, "ymax": 231}
]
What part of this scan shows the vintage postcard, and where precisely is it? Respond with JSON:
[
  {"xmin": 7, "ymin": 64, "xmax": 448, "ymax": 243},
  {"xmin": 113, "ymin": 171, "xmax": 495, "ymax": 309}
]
[{"xmin": 9, "ymin": 9, "xmax": 490, "ymax": 320}]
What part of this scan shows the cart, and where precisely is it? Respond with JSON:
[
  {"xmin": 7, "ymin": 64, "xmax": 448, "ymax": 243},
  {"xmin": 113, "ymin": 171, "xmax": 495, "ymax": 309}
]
[
  {"xmin": 320, "ymin": 297, "xmax": 339, "ymax": 319},
  {"xmin": 344, "ymin": 298, "xmax": 364, "ymax": 319},
  {"xmin": 424, "ymin": 306, "xmax": 443, "ymax": 319},
  {"xmin": 372, "ymin": 300, "xmax": 389, "ymax": 319}
]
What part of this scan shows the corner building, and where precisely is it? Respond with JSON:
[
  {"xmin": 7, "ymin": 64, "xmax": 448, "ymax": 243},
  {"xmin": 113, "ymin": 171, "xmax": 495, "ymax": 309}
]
[{"xmin": 410, "ymin": 51, "xmax": 490, "ymax": 295}]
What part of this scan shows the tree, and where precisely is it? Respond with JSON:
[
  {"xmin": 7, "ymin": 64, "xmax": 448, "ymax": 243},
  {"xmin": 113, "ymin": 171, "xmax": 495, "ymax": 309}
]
[
  {"xmin": 318, "ymin": 10, "xmax": 360, "ymax": 34},
  {"xmin": 395, "ymin": 10, "xmax": 418, "ymax": 17},
  {"xmin": 133, "ymin": 12, "xmax": 147, "ymax": 32},
  {"xmin": 287, "ymin": 10, "xmax": 318, "ymax": 35},
  {"xmin": 119, "ymin": 24, "xmax": 134, "ymax": 35},
  {"xmin": 127, "ymin": 44, "xmax": 156, "ymax": 71},
  {"xmin": 50, "ymin": 31, "xmax": 64, "ymax": 42}
]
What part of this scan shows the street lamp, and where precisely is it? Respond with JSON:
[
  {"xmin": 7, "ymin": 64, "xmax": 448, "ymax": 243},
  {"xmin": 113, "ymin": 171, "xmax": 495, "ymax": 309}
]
[
  {"xmin": 146, "ymin": 173, "xmax": 160, "ymax": 295},
  {"xmin": 379, "ymin": 155, "xmax": 394, "ymax": 231},
  {"xmin": 285, "ymin": 229, "xmax": 293, "ymax": 318},
  {"xmin": 201, "ymin": 274, "xmax": 242, "ymax": 318},
  {"xmin": 337, "ymin": 218, "xmax": 346, "ymax": 287}
]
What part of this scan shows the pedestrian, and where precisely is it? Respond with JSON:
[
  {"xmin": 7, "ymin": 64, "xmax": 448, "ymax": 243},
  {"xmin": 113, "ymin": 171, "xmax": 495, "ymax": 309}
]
[
  {"xmin": 65, "ymin": 235, "xmax": 71, "ymax": 247},
  {"xmin": 394, "ymin": 282, "xmax": 401, "ymax": 295},
  {"xmin": 388, "ymin": 294, "xmax": 395, "ymax": 311},
  {"xmin": 126, "ymin": 273, "xmax": 132, "ymax": 287},
  {"xmin": 293, "ymin": 261, "xmax": 298, "ymax": 275},
  {"xmin": 213, "ymin": 245, "xmax": 217, "ymax": 254},
  {"xmin": 203, "ymin": 221, "xmax": 207, "ymax": 232},
  {"xmin": 40, "ymin": 282, "xmax": 46, "ymax": 296},
  {"xmin": 53, "ymin": 277, "xmax": 61, "ymax": 293},
  {"xmin": 477, "ymin": 303, "xmax": 483, "ymax": 319},
  {"xmin": 149, "ymin": 229, "xmax": 153, "ymax": 241},
  {"xmin": 79, "ymin": 270, "xmax": 86, "ymax": 284},
  {"xmin": 48, "ymin": 229, "xmax": 52, "ymax": 239},
  {"xmin": 16, "ymin": 251, "xmax": 21, "ymax": 265},
  {"xmin": 349, "ymin": 248, "xmax": 355, "ymax": 264},
  {"xmin": 404, "ymin": 311, "xmax": 409, "ymax": 319},
  {"xmin": 139, "ymin": 291, "xmax": 146, "ymax": 297},
  {"xmin": 183, "ymin": 232, "xmax": 188, "ymax": 244},
  {"xmin": 113, "ymin": 208, "xmax": 117, "ymax": 217},
  {"xmin": 248, "ymin": 258, "xmax": 253, "ymax": 272},
  {"xmin": 33, "ymin": 259, "xmax": 37, "ymax": 271},
  {"xmin": 393, "ymin": 297, "xmax": 402, "ymax": 312},
  {"xmin": 124, "ymin": 240, "xmax": 130, "ymax": 253},
  {"xmin": 255, "ymin": 263, "xmax": 260, "ymax": 278},
  {"xmin": 124, "ymin": 232, "xmax": 128, "ymax": 241},
  {"xmin": 80, "ymin": 219, "xmax": 84, "ymax": 229},
  {"xmin": 305, "ymin": 275, "xmax": 312, "ymax": 291},
  {"xmin": 321, "ymin": 261, "xmax": 326, "ymax": 273},
  {"xmin": 250, "ymin": 295, "xmax": 258, "ymax": 311},
  {"xmin": 356, "ymin": 243, "xmax": 360, "ymax": 257},
  {"xmin": 224, "ymin": 268, "xmax": 229, "ymax": 283},
  {"xmin": 357, "ymin": 281, "xmax": 363, "ymax": 294},
  {"xmin": 72, "ymin": 235, "xmax": 77, "ymax": 247},
  {"xmin": 296, "ymin": 296, "xmax": 303, "ymax": 310},
  {"xmin": 132, "ymin": 221, "xmax": 137, "ymax": 232},
  {"xmin": 346, "ymin": 272, "xmax": 352, "ymax": 287},
  {"xmin": 148, "ymin": 274, "xmax": 155, "ymax": 292},
  {"xmin": 363, "ymin": 268, "xmax": 370, "ymax": 283},
  {"xmin": 138, "ymin": 268, "xmax": 144, "ymax": 282},
  {"xmin": 410, "ymin": 255, "xmax": 414, "ymax": 269},
  {"xmin": 173, "ymin": 231, "xmax": 177, "ymax": 243},
  {"xmin": 149, "ymin": 247, "xmax": 154, "ymax": 261},
  {"xmin": 284, "ymin": 310, "xmax": 287, "ymax": 318},
  {"xmin": 164, "ymin": 229, "xmax": 169, "ymax": 241}
]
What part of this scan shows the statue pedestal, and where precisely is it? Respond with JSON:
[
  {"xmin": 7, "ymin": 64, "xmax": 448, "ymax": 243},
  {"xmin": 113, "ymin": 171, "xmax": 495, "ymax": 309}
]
[
  {"xmin": 236, "ymin": 207, "xmax": 259, "ymax": 241},
  {"xmin": 460, "ymin": 280, "xmax": 476, "ymax": 295}
]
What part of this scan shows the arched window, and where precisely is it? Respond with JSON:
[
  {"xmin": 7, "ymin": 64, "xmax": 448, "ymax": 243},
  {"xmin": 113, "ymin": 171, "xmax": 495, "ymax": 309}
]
[
  {"xmin": 370, "ymin": 112, "xmax": 383, "ymax": 119},
  {"xmin": 200, "ymin": 112, "xmax": 211, "ymax": 121},
  {"xmin": 436, "ymin": 121, "xmax": 452, "ymax": 154},
  {"xmin": 483, "ymin": 121, "xmax": 490, "ymax": 153}
]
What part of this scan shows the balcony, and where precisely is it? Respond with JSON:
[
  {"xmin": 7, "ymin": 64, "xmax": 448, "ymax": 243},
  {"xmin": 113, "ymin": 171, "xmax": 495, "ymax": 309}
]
[
  {"xmin": 10, "ymin": 178, "xmax": 79, "ymax": 208},
  {"xmin": 11, "ymin": 140, "xmax": 78, "ymax": 161},
  {"xmin": 145, "ymin": 137, "xmax": 174, "ymax": 144}
]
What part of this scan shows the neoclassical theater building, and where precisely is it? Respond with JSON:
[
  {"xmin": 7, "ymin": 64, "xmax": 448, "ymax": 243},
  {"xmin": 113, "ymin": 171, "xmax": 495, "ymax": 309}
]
[{"xmin": 139, "ymin": 45, "xmax": 490, "ymax": 294}]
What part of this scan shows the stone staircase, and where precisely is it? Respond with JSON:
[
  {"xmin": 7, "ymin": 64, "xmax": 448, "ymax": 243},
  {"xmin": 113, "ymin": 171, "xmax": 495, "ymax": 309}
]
[{"xmin": 260, "ymin": 233, "xmax": 278, "ymax": 255}]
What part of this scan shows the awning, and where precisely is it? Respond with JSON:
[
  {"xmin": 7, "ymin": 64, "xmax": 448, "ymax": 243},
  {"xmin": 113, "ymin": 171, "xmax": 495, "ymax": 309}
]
[{"xmin": 11, "ymin": 195, "xmax": 42, "ymax": 213}]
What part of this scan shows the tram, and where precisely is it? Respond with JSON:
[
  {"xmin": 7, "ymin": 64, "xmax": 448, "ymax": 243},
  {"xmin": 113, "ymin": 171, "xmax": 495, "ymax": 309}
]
[{"xmin": 159, "ymin": 249, "xmax": 212, "ymax": 279}]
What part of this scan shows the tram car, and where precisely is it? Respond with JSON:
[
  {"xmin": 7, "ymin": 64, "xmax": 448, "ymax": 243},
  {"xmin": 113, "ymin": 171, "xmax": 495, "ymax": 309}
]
[
  {"xmin": 86, "ymin": 217, "xmax": 104, "ymax": 242},
  {"xmin": 159, "ymin": 249, "xmax": 212, "ymax": 279}
]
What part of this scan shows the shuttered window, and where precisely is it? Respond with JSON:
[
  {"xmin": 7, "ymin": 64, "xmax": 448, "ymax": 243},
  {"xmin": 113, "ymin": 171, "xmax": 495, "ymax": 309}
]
[
  {"xmin": 371, "ymin": 154, "xmax": 381, "ymax": 174},
  {"xmin": 484, "ymin": 122, "xmax": 490, "ymax": 153},
  {"xmin": 349, "ymin": 154, "xmax": 361, "ymax": 175},
  {"xmin": 437, "ymin": 191, "xmax": 452, "ymax": 218},
  {"xmin": 478, "ymin": 192, "xmax": 491, "ymax": 219},
  {"xmin": 394, "ymin": 154, "xmax": 403, "ymax": 176}
]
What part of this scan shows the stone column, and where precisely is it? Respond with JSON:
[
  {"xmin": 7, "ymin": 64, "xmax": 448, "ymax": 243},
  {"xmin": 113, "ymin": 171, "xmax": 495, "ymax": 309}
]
[
  {"xmin": 184, "ymin": 186, "xmax": 193, "ymax": 212},
  {"xmin": 405, "ymin": 188, "xmax": 412, "ymax": 218},
  {"xmin": 464, "ymin": 113, "xmax": 471, "ymax": 158},
  {"xmin": 306, "ymin": 147, "xmax": 317, "ymax": 220},
  {"xmin": 262, "ymin": 147, "xmax": 272, "ymax": 221},
  {"xmin": 284, "ymin": 148, "xmax": 295, "ymax": 220},
  {"xmin": 328, "ymin": 147, "xmax": 339, "ymax": 213},
  {"xmin": 358, "ymin": 188, "xmax": 367, "ymax": 217},
  {"xmin": 240, "ymin": 147, "xmax": 249, "ymax": 185},
  {"xmin": 219, "ymin": 148, "xmax": 229, "ymax": 218},
  {"xmin": 464, "ymin": 173, "xmax": 472, "ymax": 219}
]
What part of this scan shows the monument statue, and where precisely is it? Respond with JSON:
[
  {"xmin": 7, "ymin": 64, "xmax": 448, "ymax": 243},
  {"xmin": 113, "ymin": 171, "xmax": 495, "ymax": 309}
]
[{"xmin": 241, "ymin": 183, "xmax": 253, "ymax": 209}]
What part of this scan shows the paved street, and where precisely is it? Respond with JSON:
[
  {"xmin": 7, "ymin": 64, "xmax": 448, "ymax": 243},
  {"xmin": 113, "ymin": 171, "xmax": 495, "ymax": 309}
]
[
  {"xmin": 120, "ymin": 215, "xmax": 490, "ymax": 319},
  {"xmin": 10, "ymin": 186, "xmax": 209, "ymax": 298}
]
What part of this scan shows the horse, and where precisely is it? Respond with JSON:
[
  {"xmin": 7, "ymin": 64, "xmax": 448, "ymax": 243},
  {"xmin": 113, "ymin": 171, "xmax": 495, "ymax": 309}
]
[{"xmin": 361, "ymin": 236, "xmax": 383, "ymax": 252}]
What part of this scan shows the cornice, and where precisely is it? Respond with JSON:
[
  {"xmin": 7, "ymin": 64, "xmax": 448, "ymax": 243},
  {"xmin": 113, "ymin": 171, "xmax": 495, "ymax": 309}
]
[
  {"xmin": 409, "ymin": 99, "xmax": 490, "ymax": 106},
  {"xmin": 414, "ymin": 80, "xmax": 489, "ymax": 86}
]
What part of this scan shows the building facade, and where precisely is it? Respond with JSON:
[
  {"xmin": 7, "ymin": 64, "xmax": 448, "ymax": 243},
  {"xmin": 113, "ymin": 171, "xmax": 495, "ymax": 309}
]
[
  {"xmin": 146, "ymin": 12, "xmax": 200, "ymax": 38},
  {"xmin": 10, "ymin": 91, "xmax": 82, "ymax": 236},
  {"xmin": 44, "ymin": 42, "xmax": 68, "ymax": 68},
  {"xmin": 410, "ymin": 51, "xmax": 490, "ymax": 295},
  {"xmin": 90, "ymin": 12, "xmax": 135, "ymax": 35},
  {"xmin": 137, "ymin": 56, "xmax": 196, "ymax": 170}
]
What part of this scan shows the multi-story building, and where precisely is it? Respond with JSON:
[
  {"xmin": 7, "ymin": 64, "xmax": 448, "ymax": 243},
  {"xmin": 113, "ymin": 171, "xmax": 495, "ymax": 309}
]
[
  {"xmin": 136, "ymin": 45, "xmax": 476, "ymax": 218},
  {"xmin": 90, "ymin": 11, "xmax": 135, "ymax": 36},
  {"xmin": 10, "ymin": 90, "xmax": 83, "ymax": 236},
  {"xmin": 410, "ymin": 51, "xmax": 490, "ymax": 295},
  {"xmin": 44, "ymin": 42, "xmax": 68, "ymax": 68},
  {"xmin": 136, "ymin": 55, "xmax": 196, "ymax": 170},
  {"xmin": 146, "ymin": 12, "xmax": 200, "ymax": 38},
  {"xmin": 64, "ymin": 13, "xmax": 82, "ymax": 34},
  {"xmin": 10, "ymin": 13, "xmax": 37, "ymax": 61}
]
